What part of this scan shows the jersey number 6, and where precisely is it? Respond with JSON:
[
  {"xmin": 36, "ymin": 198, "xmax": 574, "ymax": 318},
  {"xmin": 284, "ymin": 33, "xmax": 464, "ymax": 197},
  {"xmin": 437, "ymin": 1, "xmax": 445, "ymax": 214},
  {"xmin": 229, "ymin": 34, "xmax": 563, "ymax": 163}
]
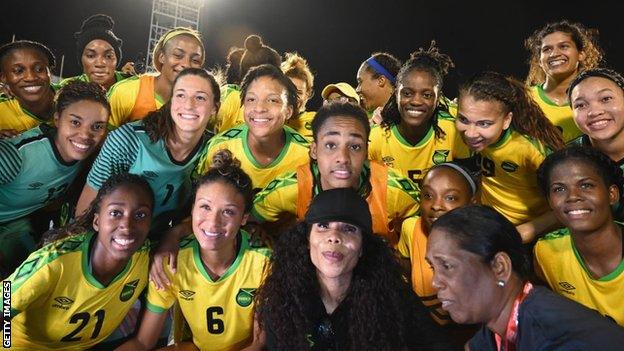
[{"xmin": 206, "ymin": 306, "xmax": 225, "ymax": 334}]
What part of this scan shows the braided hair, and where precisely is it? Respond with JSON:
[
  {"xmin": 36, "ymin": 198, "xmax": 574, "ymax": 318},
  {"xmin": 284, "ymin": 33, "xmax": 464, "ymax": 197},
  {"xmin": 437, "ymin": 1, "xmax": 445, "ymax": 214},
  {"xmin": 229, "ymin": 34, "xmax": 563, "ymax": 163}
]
[
  {"xmin": 380, "ymin": 41, "xmax": 455, "ymax": 139},
  {"xmin": 41, "ymin": 173, "xmax": 154, "ymax": 246},
  {"xmin": 459, "ymin": 71, "xmax": 565, "ymax": 151}
]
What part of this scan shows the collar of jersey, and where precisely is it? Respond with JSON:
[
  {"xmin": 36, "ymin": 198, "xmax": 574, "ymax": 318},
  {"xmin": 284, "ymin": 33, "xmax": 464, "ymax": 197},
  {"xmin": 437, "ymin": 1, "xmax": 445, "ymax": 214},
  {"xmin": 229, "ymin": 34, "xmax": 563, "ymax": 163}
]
[
  {"xmin": 192, "ymin": 230, "xmax": 248, "ymax": 283},
  {"xmin": 487, "ymin": 128, "xmax": 513, "ymax": 150},
  {"xmin": 391, "ymin": 123, "xmax": 434, "ymax": 148},
  {"xmin": 82, "ymin": 231, "xmax": 134, "ymax": 289},
  {"xmin": 570, "ymin": 222, "xmax": 624, "ymax": 282},
  {"xmin": 241, "ymin": 124, "xmax": 292, "ymax": 169},
  {"xmin": 536, "ymin": 84, "xmax": 568, "ymax": 107}
]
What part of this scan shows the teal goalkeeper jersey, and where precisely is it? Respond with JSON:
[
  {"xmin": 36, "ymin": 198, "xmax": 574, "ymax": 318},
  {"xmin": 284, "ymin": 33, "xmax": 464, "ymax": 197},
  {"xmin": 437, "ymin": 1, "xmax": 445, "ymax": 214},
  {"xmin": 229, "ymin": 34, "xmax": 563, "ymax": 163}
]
[
  {"xmin": 86, "ymin": 121, "xmax": 211, "ymax": 223},
  {"xmin": 0, "ymin": 125, "xmax": 82, "ymax": 222}
]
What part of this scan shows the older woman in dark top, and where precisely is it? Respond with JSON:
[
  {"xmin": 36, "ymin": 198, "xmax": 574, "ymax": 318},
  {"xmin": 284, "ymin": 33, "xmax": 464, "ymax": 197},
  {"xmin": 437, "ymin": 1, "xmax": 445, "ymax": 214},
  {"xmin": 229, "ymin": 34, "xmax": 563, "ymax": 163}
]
[{"xmin": 426, "ymin": 205, "xmax": 624, "ymax": 350}]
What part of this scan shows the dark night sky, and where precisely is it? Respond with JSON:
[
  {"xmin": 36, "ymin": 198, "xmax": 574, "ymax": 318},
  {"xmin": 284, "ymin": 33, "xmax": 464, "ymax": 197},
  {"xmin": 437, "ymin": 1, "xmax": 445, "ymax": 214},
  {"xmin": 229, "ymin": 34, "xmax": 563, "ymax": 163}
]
[{"xmin": 2, "ymin": 0, "xmax": 623, "ymax": 107}]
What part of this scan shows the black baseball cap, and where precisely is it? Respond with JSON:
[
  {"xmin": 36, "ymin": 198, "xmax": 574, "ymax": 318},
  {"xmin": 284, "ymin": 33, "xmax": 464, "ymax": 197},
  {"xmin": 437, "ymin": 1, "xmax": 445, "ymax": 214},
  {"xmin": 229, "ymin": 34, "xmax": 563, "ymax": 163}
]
[{"xmin": 304, "ymin": 188, "xmax": 372, "ymax": 235}]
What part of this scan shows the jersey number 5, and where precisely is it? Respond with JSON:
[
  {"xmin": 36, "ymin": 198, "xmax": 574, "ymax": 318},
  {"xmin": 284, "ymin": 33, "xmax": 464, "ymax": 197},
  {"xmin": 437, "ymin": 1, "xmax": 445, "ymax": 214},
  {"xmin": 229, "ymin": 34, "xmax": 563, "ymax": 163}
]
[{"xmin": 60, "ymin": 309, "xmax": 105, "ymax": 342}]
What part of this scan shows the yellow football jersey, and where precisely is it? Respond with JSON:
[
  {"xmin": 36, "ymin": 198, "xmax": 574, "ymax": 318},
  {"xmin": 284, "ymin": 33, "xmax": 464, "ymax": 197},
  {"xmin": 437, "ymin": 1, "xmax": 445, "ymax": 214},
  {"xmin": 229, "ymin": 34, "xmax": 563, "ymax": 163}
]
[
  {"xmin": 0, "ymin": 88, "xmax": 57, "ymax": 133},
  {"xmin": 5, "ymin": 231, "xmax": 149, "ymax": 350},
  {"xmin": 534, "ymin": 226, "xmax": 624, "ymax": 326},
  {"xmin": 286, "ymin": 111, "xmax": 315, "ymax": 140},
  {"xmin": 215, "ymin": 87, "xmax": 245, "ymax": 133},
  {"xmin": 368, "ymin": 112, "xmax": 466, "ymax": 185},
  {"xmin": 196, "ymin": 124, "xmax": 310, "ymax": 190},
  {"xmin": 146, "ymin": 231, "xmax": 270, "ymax": 351},
  {"xmin": 477, "ymin": 128, "xmax": 550, "ymax": 225},
  {"xmin": 252, "ymin": 161, "xmax": 420, "ymax": 245},
  {"xmin": 107, "ymin": 73, "xmax": 164, "ymax": 128},
  {"xmin": 398, "ymin": 216, "xmax": 450, "ymax": 325},
  {"xmin": 530, "ymin": 85, "xmax": 581, "ymax": 143}
]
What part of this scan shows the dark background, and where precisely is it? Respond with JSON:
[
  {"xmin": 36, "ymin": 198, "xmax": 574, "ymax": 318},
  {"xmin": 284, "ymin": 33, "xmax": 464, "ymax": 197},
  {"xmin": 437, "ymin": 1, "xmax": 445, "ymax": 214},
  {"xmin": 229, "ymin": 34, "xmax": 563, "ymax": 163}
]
[{"xmin": 3, "ymin": 0, "xmax": 622, "ymax": 107}]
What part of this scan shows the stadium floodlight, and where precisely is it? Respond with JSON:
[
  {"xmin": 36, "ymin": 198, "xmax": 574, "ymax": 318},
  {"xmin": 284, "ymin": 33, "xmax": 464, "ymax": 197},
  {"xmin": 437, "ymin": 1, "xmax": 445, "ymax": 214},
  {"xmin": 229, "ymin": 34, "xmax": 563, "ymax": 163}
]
[{"xmin": 145, "ymin": 0, "xmax": 204, "ymax": 72}]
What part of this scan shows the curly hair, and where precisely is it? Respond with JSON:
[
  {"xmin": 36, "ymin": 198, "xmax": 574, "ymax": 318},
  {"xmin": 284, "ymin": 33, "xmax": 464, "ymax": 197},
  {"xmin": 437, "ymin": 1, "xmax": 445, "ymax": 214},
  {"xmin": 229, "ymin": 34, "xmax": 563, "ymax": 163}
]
[
  {"xmin": 193, "ymin": 149, "xmax": 254, "ymax": 212},
  {"xmin": 281, "ymin": 52, "xmax": 314, "ymax": 97},
  {"xmin": 142, "ymin": 67, "xmax": 220, "ymax": 143},
  {"xmin": 537, "ymin": 146, "xmax": 624, "ymax": 199},
  {"xmin": 380, "ymin": 41, "xmax": 454, "ymax": 139},
  {"xmin": 55, "ymin": 80, "xmax": 111, "ymax": 116},
  {"xmin": 41, "ymin": 173, "xmax": 154, "ymax": 246},
  {"xmin": 567, "ymin": 67, "xmax": 624, "ymax": 103},
  {"xmin": 256, "ymin": 221, "xmax": 435, "ymax": 350},
  {"xmin": 525, "ymin": 20, "xmax": 603, "ymax": 86},
  {"xmin": 459, "ymin": 71, "xmax": 565, "ymax": 151}
]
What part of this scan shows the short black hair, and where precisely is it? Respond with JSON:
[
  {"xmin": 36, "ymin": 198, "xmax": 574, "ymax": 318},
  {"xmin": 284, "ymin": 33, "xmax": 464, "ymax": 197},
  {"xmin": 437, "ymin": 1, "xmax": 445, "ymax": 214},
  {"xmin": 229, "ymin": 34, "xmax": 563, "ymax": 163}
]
[
  {"xmin": 537, "ymin": 146, "xmax": 624, "ymax": 198},
  {"xmin": 431, "ymin": 205, "xmax": 531, "ymax": 280},
  {"xmin": 0, "ymin": 40, "xmax": 56, "ymax": 71},
  {"xmin": 311, "ymin": 101, "xmax": 370, "ymax": 141}
]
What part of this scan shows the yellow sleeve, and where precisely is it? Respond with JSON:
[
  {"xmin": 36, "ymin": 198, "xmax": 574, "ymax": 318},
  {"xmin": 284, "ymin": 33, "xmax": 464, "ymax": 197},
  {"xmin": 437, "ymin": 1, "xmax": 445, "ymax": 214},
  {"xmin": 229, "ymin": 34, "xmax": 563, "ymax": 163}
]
[
  {"xmin": 251, "ymin": 173, "xmax": 299, "ymax": 222},
  {"xmin": 398, "ymin": 216, "xmax": 418, "ymax": 259},
  {"xmin": 6, "ymin": 259, "xmax": 53, "ymax": 315},
  {"xmin": 145, "ymin": 266, "xmax": 177, "ymax": 314},
  {"xmin": 106, "ymin": 78, "xmax": 138, "ymax": 128},
  {"xmin": 216, "ymin": 91, "xmax": 244, "ymax": 133},
  {"xmin": 532, "ymin": 241, "xmax": 549, "ymax": 284},
  {"xmin": 386, "ymin": 169, "xmax": 420, "ymax": 221}
]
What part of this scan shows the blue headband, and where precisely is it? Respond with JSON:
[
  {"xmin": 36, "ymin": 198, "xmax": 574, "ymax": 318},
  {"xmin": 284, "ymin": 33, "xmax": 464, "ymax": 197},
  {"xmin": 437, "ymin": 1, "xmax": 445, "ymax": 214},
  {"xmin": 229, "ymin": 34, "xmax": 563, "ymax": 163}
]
[{"xmin": 365, "ymin": 57, "xmax": 396, "ymax": 84}]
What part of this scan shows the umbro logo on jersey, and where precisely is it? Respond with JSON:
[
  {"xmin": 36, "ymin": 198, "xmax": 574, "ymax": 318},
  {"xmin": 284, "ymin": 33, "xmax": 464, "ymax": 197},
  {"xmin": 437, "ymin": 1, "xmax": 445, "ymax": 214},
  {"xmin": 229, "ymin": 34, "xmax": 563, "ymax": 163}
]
[
  {"xmin": 236, "ymin": 288, "xmax": 256, "ymax": 307},
  {"xmin": 382, "ymin": 156, "xmax": 394, "ymax": 167},
  {"xmin": 28, "ymin": 182, "xmax": 44, "ymax": 190},
  {"xmin": 52, "ymin": 296, "xmax": 74, "ymax": 310},
  {"xmin": 119, "ymin": 279, "xmax": 140, "ymax": 302},
  {"xmin": 432, "ymin": 150, "xmax": 450, "ymax": 165},
  {"xmin": 142, "ymin": 171, "xmax": 158, "ymax": 179},
  {"xmin": 558, "ymin": 281, "xmax": 576, "ymax": 295},
  {"xmin": 179, "ymin": 290, "xmax": 196, "ymax": 301},
  {"xmin": 501, "ymin": 161, "xmax": 519, "ymax": 173}
]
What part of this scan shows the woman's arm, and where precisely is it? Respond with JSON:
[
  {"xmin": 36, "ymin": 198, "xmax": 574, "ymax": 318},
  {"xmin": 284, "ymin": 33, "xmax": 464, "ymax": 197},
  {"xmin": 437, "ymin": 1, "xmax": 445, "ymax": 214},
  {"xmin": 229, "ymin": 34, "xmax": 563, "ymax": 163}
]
[
  {"xmin": 516, "ymin": 210, "xmax": 560, "ymax": 243},
  {"xmin": 241, "ymin": 313, "xmax": 266, "ymax": 351},
  {"xmin": 75, "ymin": 184, "xmax": 98, "ymax": 217},
  {"xmin": 115, "ymin": 309, "xmax": 168, "ymax": 351}
]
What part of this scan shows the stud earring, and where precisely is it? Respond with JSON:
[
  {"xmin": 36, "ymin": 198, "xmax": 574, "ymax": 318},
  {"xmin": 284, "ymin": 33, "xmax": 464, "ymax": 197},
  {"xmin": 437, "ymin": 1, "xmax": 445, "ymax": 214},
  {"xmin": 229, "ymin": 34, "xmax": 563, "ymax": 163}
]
[{"xmin": 496, "ymin": 280, "xmax": 505, "ymax": 287}]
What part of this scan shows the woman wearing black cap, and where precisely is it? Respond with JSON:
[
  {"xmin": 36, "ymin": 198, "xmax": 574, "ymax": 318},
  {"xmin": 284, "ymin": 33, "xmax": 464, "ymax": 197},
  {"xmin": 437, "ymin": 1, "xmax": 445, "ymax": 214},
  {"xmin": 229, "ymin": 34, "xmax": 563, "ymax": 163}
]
[
  {"xmin": 256, "ymin": 187, "xmax": 452, "ymax": 350},
  {"xmin": 60, "ymin": 14, "xmax": 128, "ymax": 91}
]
